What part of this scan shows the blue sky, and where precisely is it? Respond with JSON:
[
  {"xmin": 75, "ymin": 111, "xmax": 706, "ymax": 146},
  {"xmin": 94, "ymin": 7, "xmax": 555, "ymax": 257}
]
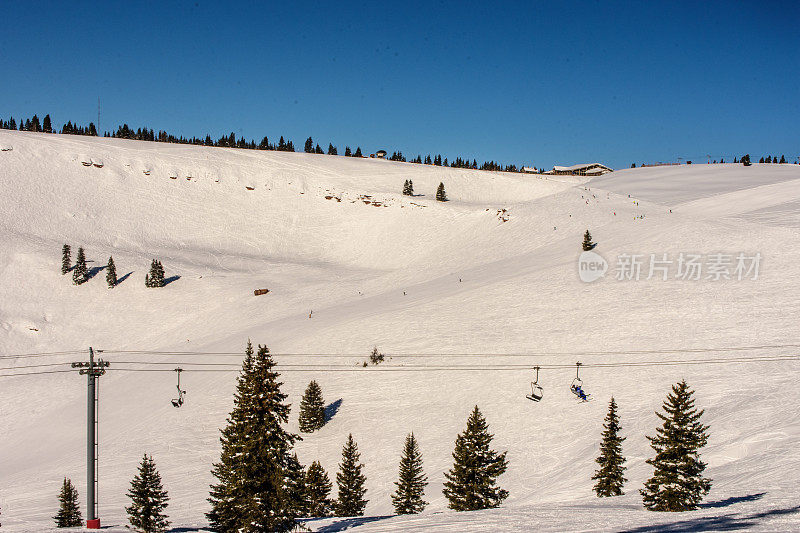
[{"xmin": 2, "ymin": 0, "xmax": 798, "ymax": 169}]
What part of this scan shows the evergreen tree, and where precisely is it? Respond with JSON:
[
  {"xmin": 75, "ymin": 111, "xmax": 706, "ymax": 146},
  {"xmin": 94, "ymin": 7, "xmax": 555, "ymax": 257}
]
[
  {"xmin": 43, "ymin": 114, "xmax": 52, "ymax": 133},
  {"xmin": 315, "ymin": 144, "xmax": 323, "ymax": 154},
  {"xmin": 126, "ymin": 454, "xmax": 170, "ymax": 532},
  {"xmin": 106, "ymin": 256, "xmax": 117, "ymax": 288},
  {"xmin": 435, "ymin": 182, "xmax": 447, "ymax": 202},
  {"xmin": 780, "ymin": 154, "xmax": 787, "ymax": 164},
  {"xmin": 207, "ymin": 342, "xmax": 301, "ymax": 532},
  {"xmin": 53, "ymin": 477, "xmax": 82, "ymax": 527},
  {"xmin": 391, "ymin": 433, "xmax": 428, "ymax": 514},
  {"xmin": 354, "ymin": 147, "xmax": 362, "ymax": 157},
  {"xmin": 402, "ymin": 180, "xmax": 414, "ymax": 196},
  {"xmin": 285, "ymin": 453, "xmax": 307, "ymax": 517},
  {"xmin": 303, "ymin": 461, "xmax": 333, "ymax": 518},
  {"xmin": 742, "ymin": 154, "xmax": 751, "ymax": 166},
  {"xmin": 327, "ymin": 143, "xmax": 337, "ymax": 155},
  {"xmin": 640, "ymin": 380, "xmax": 711, "ymax": 512},
  {"xmin": 304, "ymin": 137, "xmax": 314, "ymax": 153},
  {"xmin": 443, "ymin": 406, "xmax": 508, "ymax": 511},
  {"xmin": 592, "ymin": 397, "xmax": 627, "ymax": 497},
  {"xmin": 145, "ymin": 259, "xmax": 165, "ymax": 288},
  {"xmin": 344, "ymin": 146, "xmax": 352, "ymax": 157},
  {"xmin": 335, "ymin": 434, "xmax": 368, "ymax": 517},
  {"xmin": 298, "ymin": 380, "xmax": 326, "ymax": 433},
  {"xmin": 72, "ymin": 247, "xmax": 88, "ymax": 285},
  {"xmin": 369, "ymin": 346, "xmax": 384, "ymax": 365},
  {"xmin": 61, "ymin": 244, "xmax": 71, "ymax": 275},
  {"xmin": 759, "ymin": 156, "xmax": 765, "ymax": 163},
  {"xmin": 582, "ymin": 230, "xmax": 596, "ymax": 251}
]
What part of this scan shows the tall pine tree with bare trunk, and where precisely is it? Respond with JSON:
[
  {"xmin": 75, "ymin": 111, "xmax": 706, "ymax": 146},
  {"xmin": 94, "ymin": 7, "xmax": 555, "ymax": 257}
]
[{"xmin": 592, "ymin": 397, "xmax": 627, "ymax": 496}]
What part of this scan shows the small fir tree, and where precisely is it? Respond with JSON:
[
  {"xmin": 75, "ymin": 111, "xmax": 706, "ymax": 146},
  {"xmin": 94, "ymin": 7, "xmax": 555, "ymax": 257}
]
[
  {"xmin": 742, "ymin": 154, "xmax": 751, "ymax": 166},
  {"xmin": 582, "ymin": 230, "xmax": 596, "ymax": 251},
  {"xmin": 304, "ymin": 461, "xmax": 334, "ymax": 518},
  {"xmin": 335, "ymin": 434, "xmax": 368, "ymax": 517},
  {"xmin": 207, "ymin": 342, "xmax": 301, "ymax": 532},
  {"xmin": 402, "ymin": 180, "xmax": 414, "ymax": 196},
  {"xmin": 126, "ymin": 454, "xmax": 170, "ymax": 532},
  {"xmin": 641, "ymin": 380, "xmax": 711, "ymax": 511},
  {"xmin": 391, "ymin": 433, "xmax": 428, "ymax": 514},
  {"xmin": 145, "ymin": 259, "xmax": 165, "ymax": 288},
  {"xmin": 106, "ymin": 256, "xmax": 117, "ymax": 288},
  {"xmin": 443, "ymin": 405, "xmax": 508, "ymax": 511},
  {"xmin": 354, "ymin": 147, "xmax": 362, "ymax": 157},
  {"xmin": 72, "ymin": 247, "xmax": 88, "ymax": 285},
  {"xmin": 369, "ymin": 346, "xmax": 385, "ymax": 365},
  {"xmin": 299, "ymin": 380, "xmax": 326, "ymax": 433},
  {"xmin": 436, "ymin": 182, "xmax": 447, "ymax": 201},
  {"xmin": 53, "ymin": 477, "xmax": 82, "ymax": 527},
  {"xmin": 592, "ymin": 397, "xmax": 627, "ymax": 497},
  {"xmin": 61, "ymin": 244, "xmax": 71, "ymax": 275}
]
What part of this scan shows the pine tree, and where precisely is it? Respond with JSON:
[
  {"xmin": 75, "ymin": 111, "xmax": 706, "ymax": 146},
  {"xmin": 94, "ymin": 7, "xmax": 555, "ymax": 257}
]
[
  {"xmin": 72, "ymin": 247, "xmax": 88, "ymax": 285},
  {"xmin": 126, "ymin": 454, "xmax": 170, "ymax": 532},
  {"xmin": 742, "ymin": 154, "xmax": 751, "ymax": 166},
  {"xmin": 344, "ymin": 146, "xmax": 352, "ymax": 157},
  {"xmin": 391, "ymin": 433, "xmax": 428, "ymax": 514},
  {"xmin": 582, "ymin": 230, "xmax": 596, "ymax": 251},
  {"xmin": 106, "ymin": 256, "xmax": 117, "ymax": 288},
  {"xmin": 304, "ymin": 137, "xmax": 314, "ymax": 153},
  {"xmin": 354, "ymin": 147, "xmax": 362, "ymax": 158},
  {"xmin": 61, "ymin": 244, "xmax": 71, "ymax": 275},
  {"xmin": 640, "ymin": 380, "xmax": 711, "ymax": 512},
  {"xmin": 592, "ymin": 397, "xmax": 627, "ymax": 497},
  {"xmin": 53, "ymin": 477, "xmax": 82, "ymax": 527},
  {"xmin": 145, "ymin": 259, "xmax": 164, "ymax": 288},
  {"xmin": 443, "ymin": 405, "xmax": 508, "ymax": 511},
  {"xmin": 402, "ymin": 180, "xmax": 414, "ymax": 196},
  {"xmin": 369, "ymin": 346, "xmax": 384, "ymax": 365},
  {"xmin": 403, "ymin": 179, "xmax": 409, "ymax": 195},
  {"xmin": 207, "ymin": 342, "xmax": 301, "ymax": 532},
  {"xmin": 780, "ymin": 154, "xmax": 787, "ymax": 164},
  {"xmin": 335, "ymin": 434, "xmax": 368, "ymax": 517},
  {"xmin": 303, "ymin": 461, "xmax": 333, "ymax": 517},
  {"xmin": 285, "ymin": 453, "xmax": 307, "ymax": 517},
  {"xmin": 435, "ymin": 182, "xmax": 447, "ymax": 202},
  {"xmin": 298, "ymin": 380, "xmax": 326, "ymax": 433}
]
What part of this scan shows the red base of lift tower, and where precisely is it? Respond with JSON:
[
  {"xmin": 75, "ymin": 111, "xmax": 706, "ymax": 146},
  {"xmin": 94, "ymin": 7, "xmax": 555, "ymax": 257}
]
[{"xmin": 87, "ymin": 519, "xmax": 101, "ymax": 529}]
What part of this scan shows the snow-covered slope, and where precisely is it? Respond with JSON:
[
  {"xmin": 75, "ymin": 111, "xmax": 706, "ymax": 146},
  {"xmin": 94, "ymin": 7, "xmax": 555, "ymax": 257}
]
[{"xmin": 1, "ymin": 130, "xmax": 799, "ymax": 531}]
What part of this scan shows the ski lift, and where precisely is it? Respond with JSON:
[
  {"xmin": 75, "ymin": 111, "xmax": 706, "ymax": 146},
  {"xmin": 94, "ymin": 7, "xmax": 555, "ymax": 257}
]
[
  {"xmin": 570, "ymin": 362, "xmax": 590, "ymax": 402},
  {"xmin": 171, "ymin": 368, "xmax": 186, "ymax": 407},
  {"xmin": 526, "ymin": 366, "xmax": 543, "ymax": 402}
]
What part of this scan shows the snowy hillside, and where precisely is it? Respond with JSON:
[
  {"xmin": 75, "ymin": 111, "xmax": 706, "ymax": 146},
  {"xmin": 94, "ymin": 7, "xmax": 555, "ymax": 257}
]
[{"xmin": 1, "ymin": 130, "xmax": 800, "ymax": 531}]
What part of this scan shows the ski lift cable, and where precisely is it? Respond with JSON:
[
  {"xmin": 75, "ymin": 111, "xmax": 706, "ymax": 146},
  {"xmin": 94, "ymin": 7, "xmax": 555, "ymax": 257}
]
[
  {"xmin": 0, "ymin": 354, "xmax": 798, "ymax": 378},
  {"xmin": 94, "ymin": 342, "xmax": 800, "ymax": 358}
]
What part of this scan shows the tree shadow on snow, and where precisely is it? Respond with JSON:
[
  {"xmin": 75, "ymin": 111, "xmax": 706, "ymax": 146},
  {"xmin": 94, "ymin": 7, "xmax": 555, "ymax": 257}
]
[
  {"xmin": 700, "ymin": 492, "xmax": 766, "ymax": 509},
  {"xmin": 314, "ymin": 515, "xmax": 393, "ymax": 532},
  {"xmin": 618, "ymin": 504, "xmax": 800, "ymax": 533},
  {"xmin": 163, "ymin": 275, "xmax": 181, "ymax": 286},
  {"xmin": 86, "ymin": 265, "xmax": 106, "ymax": 281},
  {"xmin": 116, "ymin": 271, "xmax": 134, "ymax": 285},
  {"xmin": 325, "ymin": 398, "xmax": 343, "ymax": 423}
]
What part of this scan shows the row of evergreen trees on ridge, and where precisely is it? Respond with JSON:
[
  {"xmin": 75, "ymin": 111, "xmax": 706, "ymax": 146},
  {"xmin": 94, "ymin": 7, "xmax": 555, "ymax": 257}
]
[
  {"xmin": 1, "ymin": 341, "xmax": 712, "ymax": 530},
  {"xmin": 1, "ymin": 113, "xmax": 526, "ymax": 173},
  {"xmin": 631, "ymin": 153, "xmax": 798, "ymax": 168},
  {"xmin": 61, "ymin": 244, "xmax": 168, "ymax": 288}
]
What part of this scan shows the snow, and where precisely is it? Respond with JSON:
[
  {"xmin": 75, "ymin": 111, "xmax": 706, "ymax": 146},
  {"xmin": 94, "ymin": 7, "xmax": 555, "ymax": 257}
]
[{"xmin": 1, "ymin": 130, "xmax": 799, "ymax": 531}]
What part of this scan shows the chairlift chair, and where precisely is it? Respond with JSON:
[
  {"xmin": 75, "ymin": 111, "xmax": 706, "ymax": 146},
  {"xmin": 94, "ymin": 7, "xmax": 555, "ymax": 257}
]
[
  {"xmin": 171, "ymin": 368, "xmax": 186, "ymax": 407},
  {"xmin": 570, "ymin": 362, "xmax": 590, "ymax": 401},
  {"xmin": 526, "ymin": 366, "xmax": 544, "ymax": 402}
]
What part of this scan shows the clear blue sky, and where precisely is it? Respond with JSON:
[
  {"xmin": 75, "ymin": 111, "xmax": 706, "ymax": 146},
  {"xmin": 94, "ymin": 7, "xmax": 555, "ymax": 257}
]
[{"xmin": 2, "ymin": 0, "xmax": 798, "ymax": 169}]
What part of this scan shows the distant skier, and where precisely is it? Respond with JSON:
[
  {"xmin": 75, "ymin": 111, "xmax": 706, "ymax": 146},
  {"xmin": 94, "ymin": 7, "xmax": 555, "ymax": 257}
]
[{"xmin": 309, "ymin": 310, "xmax": 313, "ymax": 318}]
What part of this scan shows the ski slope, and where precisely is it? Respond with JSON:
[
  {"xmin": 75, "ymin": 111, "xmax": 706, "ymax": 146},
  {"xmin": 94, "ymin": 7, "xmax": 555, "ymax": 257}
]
[{"xmin": 1, "ymin": 130, "xmax": 799, "ymax": 531}]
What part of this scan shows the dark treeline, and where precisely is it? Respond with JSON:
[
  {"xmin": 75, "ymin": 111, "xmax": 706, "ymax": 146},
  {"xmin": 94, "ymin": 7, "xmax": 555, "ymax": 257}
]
[{"xmin": 2, "ymin": 112, "xmax": 529, "ymax": 172}]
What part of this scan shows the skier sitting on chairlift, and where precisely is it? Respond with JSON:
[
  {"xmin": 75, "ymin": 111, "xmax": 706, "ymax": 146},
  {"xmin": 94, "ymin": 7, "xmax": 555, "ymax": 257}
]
[{"xmin": 574, "ymin": 384, "xmax": 588, "ymax": 402}]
